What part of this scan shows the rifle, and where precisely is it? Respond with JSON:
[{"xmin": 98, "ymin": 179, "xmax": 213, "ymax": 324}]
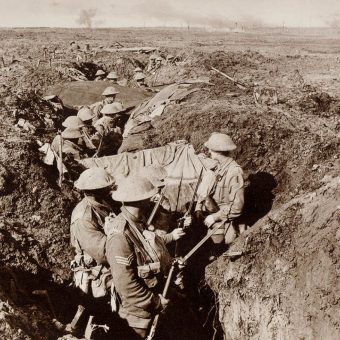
[
  {"xmin": 146, "ymin": 221, "xmax": 231, "ymax": 340},
  {"xmin": 146, "ymin": 188, "xmax": 165, "ymax": 230},
  {"xmin": 175, "ymin": 168, "xmax": 203, "ymax": 256}
]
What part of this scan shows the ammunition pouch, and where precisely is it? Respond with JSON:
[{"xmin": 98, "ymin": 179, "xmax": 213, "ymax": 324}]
[
  {"xmin": 137, "ymin": 262, "xmax": 161, "ymax": 289},
  {"xmin": 71, "ymin": 255, "xmax": 112, "ymax": 298}
]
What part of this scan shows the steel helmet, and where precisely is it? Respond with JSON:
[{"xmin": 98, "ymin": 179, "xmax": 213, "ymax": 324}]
[
  {"xmin": 107, "ymin": 71, "xmax": 118, "ymax": 80},
  {"xmin": 134, "ymin": 73, "xmax": 146, "ymax": 81},
  {"xmin": 43, "ymin": 94, "xmax": 57, "ymax": 101},
  {"xmin": 74, "ymin": 167, "xmax": 115, "ymax": 190},
  {"xmin": 111, "ymin": 174, "xmax": 158, "ymax": 202},
  {"xmin": 134, "ymin": 67, "xmax": 143, "ymax": 72},
  {"xmin": 100, "ymin": 102, "xmax": 124, "ymax": 115},
  {"xmin": 102, "ymin": 86, "xmax": 119, "ymax": 96},
  {"xmin": 204, "ymin": 133, "xmax": 237, "ymax": 152},
  {"xmin": 62, "ymin": 116, "xmax": 85, "ymax": 129},
  {"xmin": 167, "ymin": 54, "xmax": 174, "ymax": 60},
  {"xmin": 61, "ymin": 127, "xmax": 82, "ymax": 139},
  {"xmin": 95, "ymin": 69, "xmax": 105, "ymax": 76},
  {"xmin": 156, "ymin": 57, "xmax": 163, "ymax": 62},
  {"xmin": 149, "ymin": 54, "xmax": 157, "ymax": 60},
  {"xmin": 77, "ymin": 107, "xmax": 95, "ymax": 122}
]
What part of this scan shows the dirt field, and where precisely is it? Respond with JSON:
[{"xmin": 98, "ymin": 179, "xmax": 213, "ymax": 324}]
[{"xmin": 0, "ymin": 28, "xmax": 339, "ymax": 339}]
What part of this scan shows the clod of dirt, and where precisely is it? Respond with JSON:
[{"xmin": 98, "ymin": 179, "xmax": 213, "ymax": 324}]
[{"xmin": 0, "ymin": 165, "xmax": 9, "ymax": 194}]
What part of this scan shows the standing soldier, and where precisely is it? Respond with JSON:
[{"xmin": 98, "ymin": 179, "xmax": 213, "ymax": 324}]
[
  {"xmin": 94, "ymin": 69, "xmax": 106, "ymax": 81},
  {"xmin": 70, "ymin": 168, "xmax": 116, "ymax": 297},
  {"xmin": 105, "ymin": 175, "xmax": 189, "ymax": 339},
  {"xmin": 195, "ymin": 132, "xmax": 245, "ymax": 257}
]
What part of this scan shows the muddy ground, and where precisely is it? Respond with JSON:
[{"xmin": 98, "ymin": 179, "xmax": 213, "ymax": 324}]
[{"xmin": 0, "ymin": 28, "xmax": 339, "ymax": 339}]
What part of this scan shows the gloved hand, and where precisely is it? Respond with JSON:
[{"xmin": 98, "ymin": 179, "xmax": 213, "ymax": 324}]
[
  {"xmin": 171, "ymin": 228, "xmax": 186, "ymax": 241},
  {"xmin": 204, "ymin": 214, "xmax": 217, "ymax": 228}
]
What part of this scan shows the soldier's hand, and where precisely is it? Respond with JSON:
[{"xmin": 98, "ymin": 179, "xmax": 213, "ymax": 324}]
[
  {"xmin": 183, "ymin": 215, "xmax": 192, "ymax": 228},
  {"xmin": 204, "ymin": 214, "xmax": 216, "ymax": 228},
  {"xmin": 171, "ymin": 228, "xmax": 186, "ymax": 241},
  {"xmin": 158, "ymin": 294, "xmax": 170, "ymax": 311}
]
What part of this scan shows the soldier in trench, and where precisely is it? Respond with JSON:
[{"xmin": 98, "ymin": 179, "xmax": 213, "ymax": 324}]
[
  {"xmin": 195, "ymin": 132, "xmax": 245, "ymax": 258},
  {"xmin": 104, "ymin": 174, "xmax": 191, "ymax": 339}
]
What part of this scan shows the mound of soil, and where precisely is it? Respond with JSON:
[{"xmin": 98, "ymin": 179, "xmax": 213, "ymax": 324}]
[{"xmin": 206, "ymin": 175, "xmax": 340, "ymax": 339}]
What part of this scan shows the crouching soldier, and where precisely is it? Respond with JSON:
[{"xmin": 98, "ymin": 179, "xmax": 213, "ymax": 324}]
[
  {"xmin": 70, "ymin": 167, "xmax": 116, "ymax": 299},
  {"xmin": 195, "ymin": 132, "xmax": 245, "ymax": 257},
  {"xmin": 104, "ymin": 175, "xmax": 189, "ymax": 339}
]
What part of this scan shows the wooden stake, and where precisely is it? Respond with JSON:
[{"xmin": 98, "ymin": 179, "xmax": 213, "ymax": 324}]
[{"xmin": 0, "ymin": 56, "xmax": 5, "ymax": 67}]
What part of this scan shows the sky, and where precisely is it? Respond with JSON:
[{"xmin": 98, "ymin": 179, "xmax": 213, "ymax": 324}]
[{"xmin": 0, "ymin": 0, "xmax": 340, "ymax": 28}]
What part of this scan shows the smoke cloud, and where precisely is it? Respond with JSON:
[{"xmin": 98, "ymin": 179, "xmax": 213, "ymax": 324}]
[{"xmin": 77, "ymin": 8, "xmax": 97, "ymax": 28}]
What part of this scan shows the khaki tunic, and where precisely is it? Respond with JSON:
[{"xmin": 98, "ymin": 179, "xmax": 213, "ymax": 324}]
[
  {"xmin": 106, "ymin": 208, "xmax": 173, "ymax": 330},
  {"xmin": 70, "ymin": 196, "xmax": 111, "ymax": 264},
  {"xmin": 196, "ymin": 157, "xmax": 244, "ymax": 238}
]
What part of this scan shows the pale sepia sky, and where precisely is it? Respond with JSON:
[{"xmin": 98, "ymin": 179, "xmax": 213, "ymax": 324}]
[{"xmin": 0, "ymin": 0, "xmax": 339, "ymax": 28}]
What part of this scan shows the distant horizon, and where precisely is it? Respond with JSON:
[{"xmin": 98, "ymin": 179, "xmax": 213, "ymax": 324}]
[
  {"xmin": 0, "ymin": 25, "xmax": 338, "ymax": 30},
  {"xmin": 1, "ymin": 0, "xmax": 340, "ymax": 29}
]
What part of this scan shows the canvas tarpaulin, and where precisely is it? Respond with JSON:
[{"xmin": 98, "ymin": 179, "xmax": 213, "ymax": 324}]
[
  {"xmin": 122, "ymin": 83, "xmax": 202, "ymax": 138},
  {"xmin": 78, "ymin": 141, "xmax": 216, "ymax": 211},
  {"xmin": 47, "ymin": 81, "xmax": 151, "ymax": 108}
]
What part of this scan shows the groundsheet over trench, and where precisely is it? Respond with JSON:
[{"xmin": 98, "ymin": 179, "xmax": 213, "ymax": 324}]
[
  {"xmin": 79, "ymin": 141, "xmax": 216, "ymax": 211},
  {"xmin": 47, "ymin": 81, "xmax": 151, "ymax": 108}
]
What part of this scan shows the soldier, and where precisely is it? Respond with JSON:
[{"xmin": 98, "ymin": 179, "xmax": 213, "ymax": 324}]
[
  {"xmin": 107, "ymin": 71, "xmax": 118, "ymax": 84},
  {"xmin": 42, "ymin": 94, "xmax": 64, "ymax": 112},
  {"xmin": 195, "ymin": 132, "xmax": 245, "ymax": 256},
  {"xmin": 105, "ymin": 175, "xmax": 189, "ymax": 338},
  {"xmin": 166, "ymin": 55, "xmax": 176, "ymax": 66},
  {"xmin": 90, "ymin": 86, "xmax": 120, "ymax": 120},
  {"xmin": 51, "ymin": 127, "xmax": 87, "ymax": 160},
  {"xmin": 62, "ymin": 116, "xmax": 85, "ymax": 129},
  {"xmin": 94, "ymin": 69, "xmax": 106, "ymax": 81},
  {"xmin": 155, "ymin": 56, "xmax": 163, "ymax": 70},
  {"xmin": 70, "ymin": 167, "xmax": 116, "ymax": 296},
  {"xmin": 146, "ymin": 54, "xmax": 157, "ymax": 73},
  {"xmin": 77, "ymin": 107, "xmax": 96, "ymax": 125},
  {"xmin": 134, "ymin": 67, "xmax": 143, "ymax": 74},
  {"xmin": 76, "ymin": 107, "xmax": 98, "ymax": 152},
  {"xmin": 134, "ymin": 73, "xmax": 146, "ymax": 87},
  {"xmin": 90, "ymin": 102, "xmax": 124, "ymax": 156}
]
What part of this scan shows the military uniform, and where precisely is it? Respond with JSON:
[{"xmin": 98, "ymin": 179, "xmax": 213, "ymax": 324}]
[
  {"xmin": 196, "ymin": 133, "xmax": 245, "ymax": 244},
  {"xmin": 70, "ymin": 196, "xmax": 112, "ymax": 264},
  {"xmin": 106, "ymin": 206, "xmax": 173, "ymax": 331},
  {"xmin": 51, "ymin": 135, "xmax": 84, "ymax": 160}
]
